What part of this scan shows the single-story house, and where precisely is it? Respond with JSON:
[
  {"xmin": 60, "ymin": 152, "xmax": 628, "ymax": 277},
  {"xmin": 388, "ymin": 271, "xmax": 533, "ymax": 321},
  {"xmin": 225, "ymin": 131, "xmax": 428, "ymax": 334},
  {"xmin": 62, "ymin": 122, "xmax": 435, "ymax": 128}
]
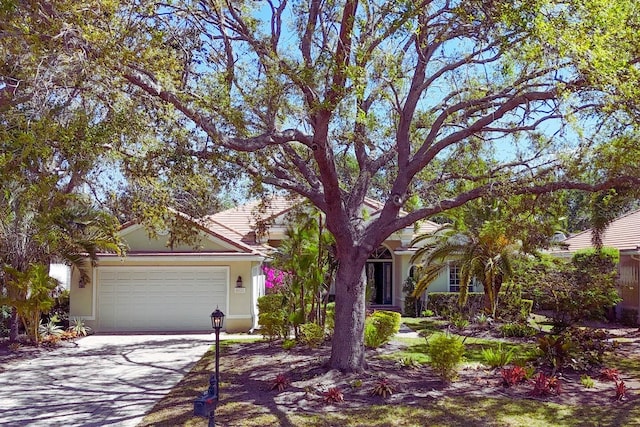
[
  {"xmin": 557, "ymin": 209, "xmax": 640, "ymax": 323},
  {"xmin": 69, "ymin": 196, "xmax": 469, "ymax": 332}
]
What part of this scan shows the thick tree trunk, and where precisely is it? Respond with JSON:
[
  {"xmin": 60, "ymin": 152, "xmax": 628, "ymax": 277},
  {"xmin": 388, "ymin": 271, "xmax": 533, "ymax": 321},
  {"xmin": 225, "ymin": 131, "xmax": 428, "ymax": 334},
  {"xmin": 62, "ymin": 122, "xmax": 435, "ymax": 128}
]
[{"xmin": 329, "ymin": 261, "xmax": 368, "ymax": 372}]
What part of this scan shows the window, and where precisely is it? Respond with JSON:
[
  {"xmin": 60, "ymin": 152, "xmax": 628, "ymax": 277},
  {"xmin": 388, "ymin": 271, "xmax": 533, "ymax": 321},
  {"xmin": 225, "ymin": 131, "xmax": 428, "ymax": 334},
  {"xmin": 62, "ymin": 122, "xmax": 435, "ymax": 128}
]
[{"xmin": 449, "ymin": 264, "xmax": 473, "ymax": 293}]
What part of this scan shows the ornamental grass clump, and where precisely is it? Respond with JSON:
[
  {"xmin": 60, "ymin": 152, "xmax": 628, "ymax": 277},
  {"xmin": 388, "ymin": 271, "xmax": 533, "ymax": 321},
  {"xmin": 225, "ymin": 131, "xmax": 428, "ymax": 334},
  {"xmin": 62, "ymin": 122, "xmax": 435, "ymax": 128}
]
[{"xmin": 426, "ymin": 332, "xmax": 465, "ymax": 382}]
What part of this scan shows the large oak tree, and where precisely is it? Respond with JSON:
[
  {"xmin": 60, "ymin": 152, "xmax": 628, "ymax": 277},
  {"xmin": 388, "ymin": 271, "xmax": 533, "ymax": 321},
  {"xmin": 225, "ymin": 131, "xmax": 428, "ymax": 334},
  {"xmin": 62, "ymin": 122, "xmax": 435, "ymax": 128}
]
[{"xmin": 11, "ymin": 0, "xmax": 640, "ymax": 371}]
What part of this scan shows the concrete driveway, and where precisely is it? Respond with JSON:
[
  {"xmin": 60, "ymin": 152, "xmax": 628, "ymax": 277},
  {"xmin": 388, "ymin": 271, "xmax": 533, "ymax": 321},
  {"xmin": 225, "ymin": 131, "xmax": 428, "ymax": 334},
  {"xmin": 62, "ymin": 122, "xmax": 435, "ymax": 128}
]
[{"xmin": 0, "ymin": 334, "xmax": 217, "ymax": 426}]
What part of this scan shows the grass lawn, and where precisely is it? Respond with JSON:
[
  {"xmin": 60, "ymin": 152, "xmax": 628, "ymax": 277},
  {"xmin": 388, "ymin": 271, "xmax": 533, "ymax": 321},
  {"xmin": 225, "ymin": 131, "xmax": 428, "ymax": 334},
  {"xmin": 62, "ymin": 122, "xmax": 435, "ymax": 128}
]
[{"xmin": 138, "ymin": 323, "xmax": 640, "ymax": 427}]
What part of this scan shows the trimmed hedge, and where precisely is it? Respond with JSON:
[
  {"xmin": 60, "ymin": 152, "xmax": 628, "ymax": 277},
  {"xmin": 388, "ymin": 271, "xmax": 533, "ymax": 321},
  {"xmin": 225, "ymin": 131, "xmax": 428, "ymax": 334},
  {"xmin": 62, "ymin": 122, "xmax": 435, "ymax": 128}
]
[{"xmin": 425, "ymin": 292, "xmax": 532, "ymax": 320}]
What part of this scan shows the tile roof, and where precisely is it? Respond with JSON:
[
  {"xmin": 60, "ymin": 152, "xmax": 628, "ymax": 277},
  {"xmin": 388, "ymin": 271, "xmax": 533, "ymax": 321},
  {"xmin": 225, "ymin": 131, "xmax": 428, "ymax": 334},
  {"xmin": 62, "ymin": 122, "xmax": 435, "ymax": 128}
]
[
  {"xmin": 561, "ymin": 209, "xmax": 640, "ymax": 252},
  {"xmin": 203, "ymin": 195, "xmax": 441, "ymax": 248},
  {"xmin": 202, "ymin": 195, "xmax": 300, "ymax": 245}
]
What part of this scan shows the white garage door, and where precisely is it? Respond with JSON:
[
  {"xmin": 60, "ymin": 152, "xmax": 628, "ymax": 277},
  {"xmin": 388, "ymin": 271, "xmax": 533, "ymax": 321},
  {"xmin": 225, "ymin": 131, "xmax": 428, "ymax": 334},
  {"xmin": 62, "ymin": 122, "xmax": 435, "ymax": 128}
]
[{"xmin": 97, "ymin": 267, "xmax": 228, "ymax": 332}]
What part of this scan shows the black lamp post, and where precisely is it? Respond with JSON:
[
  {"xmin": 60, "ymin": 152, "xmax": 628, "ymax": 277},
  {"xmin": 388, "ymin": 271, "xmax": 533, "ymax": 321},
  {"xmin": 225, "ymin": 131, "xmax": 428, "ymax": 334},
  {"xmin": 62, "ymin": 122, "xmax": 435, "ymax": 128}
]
[
  {"xmin": 194, "ymin": 308, "xmax": 225, "ymax": 426},
  {"xmin": 211, "ymin": 308, "xmax": 224, "ymax": 397}
]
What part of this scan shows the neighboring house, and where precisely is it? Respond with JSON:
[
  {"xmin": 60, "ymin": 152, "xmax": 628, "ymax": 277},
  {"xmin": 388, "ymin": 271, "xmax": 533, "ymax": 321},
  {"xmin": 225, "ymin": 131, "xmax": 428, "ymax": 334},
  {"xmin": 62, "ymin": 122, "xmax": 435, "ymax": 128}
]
[
  {"xmin": 49, "ymin": 264, "xmax": 71, "ymax": 290},
  {"xmin": 557, "ymin": 209, "xmax": 640, "ymax": 323},
  {"xmin": 69, "ymin": 196, "xmax": 451, "ymax": 333}
]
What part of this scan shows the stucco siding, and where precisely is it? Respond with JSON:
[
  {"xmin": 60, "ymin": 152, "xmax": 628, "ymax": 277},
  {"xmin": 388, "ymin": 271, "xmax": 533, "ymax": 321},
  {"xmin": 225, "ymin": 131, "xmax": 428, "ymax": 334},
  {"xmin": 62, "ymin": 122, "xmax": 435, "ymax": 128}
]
[{"xmin": 123, "ymin": 226, "xmax": 230, "ymax": 252}]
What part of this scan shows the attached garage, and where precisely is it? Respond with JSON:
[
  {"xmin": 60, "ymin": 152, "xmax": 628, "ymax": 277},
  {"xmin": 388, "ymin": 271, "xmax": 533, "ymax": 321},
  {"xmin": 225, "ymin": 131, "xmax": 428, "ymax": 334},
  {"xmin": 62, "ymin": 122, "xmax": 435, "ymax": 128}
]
[{"xmin": 96, "ymin": 266, "xmax": 228, "ymax": 332}]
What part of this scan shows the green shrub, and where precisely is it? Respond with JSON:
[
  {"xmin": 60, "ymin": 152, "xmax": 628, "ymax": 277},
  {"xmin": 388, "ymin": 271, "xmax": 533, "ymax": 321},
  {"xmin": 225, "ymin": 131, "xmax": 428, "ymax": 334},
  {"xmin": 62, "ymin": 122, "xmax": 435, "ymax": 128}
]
[
  {"xmin": 282, "ymin": 339, "xmax": 296, "ymax": 350},
  {"xmin": 325, "ymin": 302, "xmax": 335, "ymax": 334},
  {"xmin": 536, "ymin": 328, "xmax": 615, "ymax": 372},
  {"xmin": 500, "ymin": 322, "xmax": 536, "ymax": 337},
  {"xmin": 364, "ymin": 310, "xmax": 401, "ymax": 348},
  {"xmin": 47, "ymin": 289, "xmax": 70, "ymax": 329},
  {"xmin": 299, "ymin": 322, "xmax": 325, "ymax": 348},
  {"xmin": 561, "ymin": 327, "xmax": 616, "ymax": 370},
  {"xmin": 257, "ymin": 294, "xmax": 288, "ymax": 341},
  {"xmin": 522, "ymin": 249, "xmax": 620, "ymax": 326},
  {"xmin": 422, "ymin": 309, "xmax": 434, "ymax": 317},
  {"xmin": 427, "ymin": 333, "xmax": 465, "ymax": 382},
  {"xmin": 481, "ymin": 343, "xmax": 516, "ymax": 368},
  {"xmin": 581, "ymin": 375, "xmax": 595, "ymax": 388}
]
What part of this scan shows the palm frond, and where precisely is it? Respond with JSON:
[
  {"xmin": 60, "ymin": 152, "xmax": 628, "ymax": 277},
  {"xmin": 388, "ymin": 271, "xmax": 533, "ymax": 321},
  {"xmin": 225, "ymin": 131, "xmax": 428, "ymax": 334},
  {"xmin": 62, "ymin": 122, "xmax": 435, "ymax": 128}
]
[{"xmin": 412, "ymin": 263, "xmax": 447, "ymax": 296}]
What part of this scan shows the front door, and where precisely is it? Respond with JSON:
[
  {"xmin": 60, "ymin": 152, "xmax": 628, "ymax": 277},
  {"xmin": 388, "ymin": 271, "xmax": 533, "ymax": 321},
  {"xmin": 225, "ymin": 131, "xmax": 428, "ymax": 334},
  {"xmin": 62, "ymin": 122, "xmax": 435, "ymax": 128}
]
[{"xmin": 366, "ymin": 247, "xmax": 393, "ymax": 305}]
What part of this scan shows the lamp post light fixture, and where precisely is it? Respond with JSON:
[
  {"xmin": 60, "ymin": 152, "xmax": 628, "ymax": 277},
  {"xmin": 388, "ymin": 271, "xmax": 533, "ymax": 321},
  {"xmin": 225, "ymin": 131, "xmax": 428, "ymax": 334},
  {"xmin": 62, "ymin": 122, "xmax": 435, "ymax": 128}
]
[
  {"xmin": 235, "ymin": 275, "xmax": 243, "ymax": 288},
  {"xmin": 194, "ymin": 308, "xmax": 225, "ymax": 426},
  {"xmin": 211, "ymin": 308, "xmax": 224, "ymax": 398}
]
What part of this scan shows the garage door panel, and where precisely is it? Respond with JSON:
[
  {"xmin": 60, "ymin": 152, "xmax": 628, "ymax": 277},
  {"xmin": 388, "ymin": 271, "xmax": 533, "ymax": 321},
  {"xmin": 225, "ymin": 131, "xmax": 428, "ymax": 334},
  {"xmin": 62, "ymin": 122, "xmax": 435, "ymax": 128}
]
[{"xmin": 97, "ymin": 267, "xmax": 227, "ymax": 332}]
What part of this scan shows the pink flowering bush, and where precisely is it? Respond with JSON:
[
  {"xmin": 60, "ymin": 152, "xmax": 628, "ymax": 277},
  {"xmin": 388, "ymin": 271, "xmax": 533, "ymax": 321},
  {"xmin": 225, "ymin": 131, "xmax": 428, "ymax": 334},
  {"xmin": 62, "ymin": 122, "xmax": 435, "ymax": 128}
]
[{"xmin": 263, "ymin": 266, "xmax": 289, "ymax": 291}]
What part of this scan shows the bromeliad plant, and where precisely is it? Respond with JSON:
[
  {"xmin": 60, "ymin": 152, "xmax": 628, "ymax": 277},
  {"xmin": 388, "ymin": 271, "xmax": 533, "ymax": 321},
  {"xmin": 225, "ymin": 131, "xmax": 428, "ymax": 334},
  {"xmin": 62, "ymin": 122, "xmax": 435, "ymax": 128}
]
[
  {"xmin": 600, "ymin": 368, "xmax": 620, "ymax": 382},
  {"xmin": 38, "ymin": 316, "xmax": 64, "ymax": 341},
  {"xmin": 396, "ymin": 356, "xmax": 421, "ymax": 370},
  {"xmin": 615, "ymin": 380, "xmax": 627, "ymax": 401},
  {"xmin": 580, "ymin": 375, "xmax": 595, "ymax": 388},
  {"xmin": 270, "ymin": 374, "xmax": 290, "ymax": 392},
  {"xmin": 322, "ymin": 387, "xmax": 344, "ymax": 403},
  {"xmin": 370, "ymin": 377, "xmax": 396, "ymax": 398}
]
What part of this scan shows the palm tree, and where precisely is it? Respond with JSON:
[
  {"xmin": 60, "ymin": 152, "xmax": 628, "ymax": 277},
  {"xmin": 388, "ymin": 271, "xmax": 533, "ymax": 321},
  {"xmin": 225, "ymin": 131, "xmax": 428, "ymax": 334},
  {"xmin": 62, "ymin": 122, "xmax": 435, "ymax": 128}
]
[
  {"xmin": 410, "ymin": 221, "xmax": 520, "ymax": 317},
  {"xmin": 0, "ymin": 186, "xmax": 124, "ymax": 342}
]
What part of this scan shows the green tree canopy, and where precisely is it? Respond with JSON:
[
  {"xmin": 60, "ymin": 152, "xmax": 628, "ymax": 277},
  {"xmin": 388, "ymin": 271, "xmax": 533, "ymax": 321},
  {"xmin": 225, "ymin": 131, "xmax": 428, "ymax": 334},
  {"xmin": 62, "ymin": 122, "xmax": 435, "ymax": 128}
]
[{"xmin": 6, "ymin": 0, "xmax": 640, "ymax": 371}]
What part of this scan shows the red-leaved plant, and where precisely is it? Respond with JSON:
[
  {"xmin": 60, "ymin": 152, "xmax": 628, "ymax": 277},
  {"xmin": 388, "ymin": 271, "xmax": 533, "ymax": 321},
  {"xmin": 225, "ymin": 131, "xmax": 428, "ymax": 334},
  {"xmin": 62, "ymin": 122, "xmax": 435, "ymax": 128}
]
[
  {"xmin": 501, "ymin": 366, "xmax": 526, "ymax": 387},
  {"xmin": 531, "ymin": 372, "xmax": 562, "ymax": 396},
  {"xmin": 270, "ymin": 374, "xmax": 290, "ymax": 392},
  {"xmin": 322, "ymin": 387, "xmax": 344, "ymax": 403},
  {"xmin": 615, "ymin": 380, "xmax": 627, "ymax": 401},
  {"xmin": 600, "ymin": 368, "xmax": 620, "ymax": 382}
]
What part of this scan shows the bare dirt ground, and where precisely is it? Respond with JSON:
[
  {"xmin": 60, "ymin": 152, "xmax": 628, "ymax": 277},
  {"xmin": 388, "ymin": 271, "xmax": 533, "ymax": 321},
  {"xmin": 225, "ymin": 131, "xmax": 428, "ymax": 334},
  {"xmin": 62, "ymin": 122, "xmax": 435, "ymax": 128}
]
[
  {"xmin": 215, "ymin": 326, "xmax": 640, "ymax": 415},
  {"xmin": 2, "ymin": 324, "xmax": 639, "ymax": 415}
]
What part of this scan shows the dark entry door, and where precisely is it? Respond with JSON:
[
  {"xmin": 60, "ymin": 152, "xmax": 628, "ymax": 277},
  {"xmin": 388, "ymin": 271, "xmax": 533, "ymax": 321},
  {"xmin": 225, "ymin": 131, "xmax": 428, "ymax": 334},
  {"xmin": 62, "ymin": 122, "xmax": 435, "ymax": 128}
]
[{"xmin": 366, "ymin": 261, "xmax": 392, "ymax": 305}]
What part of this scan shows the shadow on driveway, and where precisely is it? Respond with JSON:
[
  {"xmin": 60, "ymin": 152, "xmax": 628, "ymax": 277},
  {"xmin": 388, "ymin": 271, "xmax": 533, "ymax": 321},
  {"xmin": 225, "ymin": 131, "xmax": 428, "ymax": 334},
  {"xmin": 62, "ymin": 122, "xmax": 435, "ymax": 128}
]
[{"xmin": 0, "ymin": 334, "xmax": 215, "ymax": 427}]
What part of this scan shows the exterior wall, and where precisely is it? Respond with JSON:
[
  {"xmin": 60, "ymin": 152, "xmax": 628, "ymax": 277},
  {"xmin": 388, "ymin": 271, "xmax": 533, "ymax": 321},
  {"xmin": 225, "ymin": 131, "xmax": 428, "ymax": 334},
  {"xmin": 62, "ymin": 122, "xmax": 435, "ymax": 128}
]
[
  {"xmin": 618, "ymin": 254, "xmax": 640, "ymax": 322},
  {"xmin": 123, "ymin": 226, "xmax": 230, "ymax": 252},
  {"xmin": 395, "ymin": 253, "xmax": 412, "ymax": 311},
  {"xmin": 425, "ymin": 269, "xmax": 451, "ymax": 293},
  {"xmin": 69, "ymin": 264, "xmax": 93, "ymax": 317}
]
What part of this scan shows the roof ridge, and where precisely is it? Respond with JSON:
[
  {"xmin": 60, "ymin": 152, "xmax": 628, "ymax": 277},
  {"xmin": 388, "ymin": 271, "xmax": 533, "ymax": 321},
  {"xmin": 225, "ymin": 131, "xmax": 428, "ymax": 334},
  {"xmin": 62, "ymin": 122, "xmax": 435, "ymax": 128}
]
[{"xmin": 565, "ymin": 207, "xmax": 640, "ymax": 239}]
